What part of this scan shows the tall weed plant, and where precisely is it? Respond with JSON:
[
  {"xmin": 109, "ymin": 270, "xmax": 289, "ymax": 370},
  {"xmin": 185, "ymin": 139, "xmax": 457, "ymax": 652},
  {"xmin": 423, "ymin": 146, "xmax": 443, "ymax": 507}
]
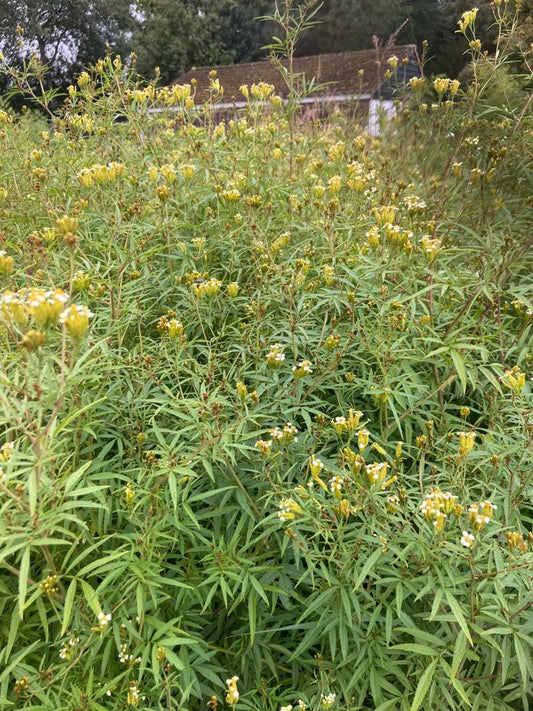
[{"xmin": 0, "ymin": 3, "xmax": 532, "ymax": 710}]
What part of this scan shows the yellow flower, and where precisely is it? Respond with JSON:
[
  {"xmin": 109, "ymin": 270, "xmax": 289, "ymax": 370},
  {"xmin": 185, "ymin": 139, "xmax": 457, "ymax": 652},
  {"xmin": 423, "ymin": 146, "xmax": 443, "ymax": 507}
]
[
  {"xmin": 457, "ymin": 7, "xmax": 478, "ymax": 33},
  {"xmin": 123, "ymin": 482, "xmax": 135, "ymax": 507},
  {"xmin": 92, "ymin": 611, "xmax": 111, "ymax": 633},
  {"xmin": 20, "ymin": 330, "xmax": 46, "ymax": 351},
  {"xmin": 365, "ymin": 461, "xmax": 388, "ymax": 486},
  {"xmin": 193, "ymin": 277, "xmax": 222, "ymax": 298},
  {"xmin": 278, "ymin": 498, "xmax": 303, "ymax": 520},
  {"xmin": 458, "ymin": 431, "xmax": 476, "ymax": 456},
  {"xmin": 236, "ymin": 381, "xmax": 248, "ymax": 401},
  {"xmin": 0, "ymin": 250, "xmax": 14, "ymax": 276},
  {"xmin": 225, "ymin": 676, "xmax": 239, "ymax": 706},
  {"xmin": 266, "ymin": 343, "xmax": 285, "ymax": 367},
  {"xmin": 449, "ymin": 79, "xmax": 460, "ymax": 96},
  {"xmin": 56, "ymin": 215, "xmax": 78, "ymax": 235},
  {"xmin": 59, "ymin": 304, "xmax": 94, "ymax": 339},
  {"xmin": 409, "ymin": 76, "xmax": 425, "ymax": 91},
  {"xmin": 292, "ymin": 360, "xmax": 313, "ymax": 378},
  {"xmin": 433, "ymin": 77, "xmax": 450, "ymax": 96},
  {"xmin": 309, "ymin": 455, "xmax": 324, "ymax": 478},
  {"xmin": 227, "ymin": 282, "xmax": 240, "ymax": 297},
  {"xmin": 126, "ymin": 680, "xmax": 144, "ymax": 707},
  {"xmin": 357, "ymin": 428, "xmax": 370, "ymax": 452},
  {"xmin": 327, "ymin": 175, "xmax": 341, "ymax": 193},
  {"xmin": 179, "ymin": 163, "xmax": 196, "ymax": 180},
  {"xmin": 505, "ymin": 531, "xmax": 524, "ymax": 551},
  {"xmin": 501, "ymin": 366, "xmax": 526, "ymax": 392},
  {"xmin": 373, "ymin": 205, "xmax": 397, "ymax": 225},
  {"xmin": 329, "ymin": 475, "xmax": 343, "ymax": 500},
  {"xmin": 26, "ymin": 288, "xmax": 69, "ymax": 328},
  {"xmin": 255, "ymin": 439, "xmax": 273, "ymax": 456},
  {"xmin": 166, "ymin": 318, "xmax": 184, "ymax": 338}
]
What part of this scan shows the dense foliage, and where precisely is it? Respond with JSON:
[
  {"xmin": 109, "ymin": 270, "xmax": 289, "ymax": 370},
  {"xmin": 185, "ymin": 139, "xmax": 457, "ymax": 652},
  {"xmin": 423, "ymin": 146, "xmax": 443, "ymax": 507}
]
[
  {"xmin": 0, "ymin": 5, "xmax": 532, "ymax": 710},
  {"xmin": 3, "ymin": 0, "xmax": 533, "ymax": 93}
]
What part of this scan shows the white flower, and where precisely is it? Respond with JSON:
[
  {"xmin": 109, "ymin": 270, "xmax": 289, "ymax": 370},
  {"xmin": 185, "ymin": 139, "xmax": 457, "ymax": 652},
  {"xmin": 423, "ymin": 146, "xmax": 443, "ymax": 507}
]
[{"xmin": 461, "ymin": 531, "xmax": 475, "ymax": 548}]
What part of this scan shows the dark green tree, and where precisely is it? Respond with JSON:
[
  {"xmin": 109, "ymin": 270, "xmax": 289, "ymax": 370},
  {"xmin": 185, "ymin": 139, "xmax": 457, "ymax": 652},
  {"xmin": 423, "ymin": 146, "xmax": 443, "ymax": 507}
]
[
  {"xmin": 133, "ymin": 0, "xmax": 273, "ymax": 84},
  {"xmin": 0, "ymin": 0, "xmax": 135, "ymax": 89},
  {"xmin": 295, "ymin": 0, "xmax": 413, "ymax": 56}
]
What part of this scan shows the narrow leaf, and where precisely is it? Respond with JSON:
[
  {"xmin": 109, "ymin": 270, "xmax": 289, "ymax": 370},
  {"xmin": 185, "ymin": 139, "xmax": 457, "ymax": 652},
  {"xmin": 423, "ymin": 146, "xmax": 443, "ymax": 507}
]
[{"xmin": 410, "ymin": 657, "xmax": 437, "ymax": 711}]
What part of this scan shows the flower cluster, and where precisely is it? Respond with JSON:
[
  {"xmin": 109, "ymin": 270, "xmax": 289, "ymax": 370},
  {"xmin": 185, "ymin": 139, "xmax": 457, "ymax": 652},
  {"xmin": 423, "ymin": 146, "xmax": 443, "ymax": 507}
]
[
  {"xmin": 193, "ymin": 277, "xmax": 222, "ymax": 298},
  {"xmin": 0, "ymin": 287, "xmax": 68, "ymax": 329},
  {"xmin": 329, "ymin": 475, "xmax": 343, "ymax": 499},
  {"xmin": 0, "ymin": 441, "xmax": 14, "ymax": 462},
  {"xmin": 157, "ymin": 82, "xmax": 194, "ymax": 107},
  {"xmin": 59, "ymin": 304, "xmax": 94, "ymax": 339},
  {"xmin": 39, "ymin": 574, "xmax": 59, "ymax": 595},
  {"xmin": 501, "ymin": 366, "xmax": 526, "ymax": 392},
  {"xmin": 292, "ymin": 359, "xmax": 313, "ymax": 378},
  {"xmin": 468, "ymin": 500, "xmax": 497, "ymax": 531},
  {"xmin": 420, "ymin": 235, "xmax": 442, "ymax": 261},
  {"xmin": 365, "ymin": 461, "xmax": 390, "ymax": 487},
  {"xmin": 270, "ymin": 422, "xmax": 298, "ymax": 444},
  {"xmin": 420, "ymin": 488, "xmax": 462, "ymax": 533},
  {"xmin": 266, "ymin": 343, "xmax": 286, "ymax": 367},
  {"xmin": 321, "ymin": 693, "xmax": 336, "ymax": 709},
  {"xmin": 59, "ymin": 635, "xmax": 80, "ymax": 661},
  {"xmin": 255, "ymin": 439, "xmax": 273, "ymax": 456},
  {"xmin": 92, "ymin": 611, "xmax": 111, "ymax": 633},
  {"xmin": 118, "ymin": 643, "xmax": 141, "ymax": 665},
  {"xmin": 278, "ymin": 498, "xmax": 303, "ymax": 521},
  {"xmin": 332, "ymin": 409, "xmax": 364, "ymax": 435},
  {"xmin": 157, "ymin": 315, "xmax": 185, "ymax": 339},
  {"xmin": 78, "ymin": 162, "xmax": 124, "ymax": 187},
  {"xmin": 0, "ymin": 249, "xmax": 14, "ymax": 276},
  {"xmin": 457, "ymin": 7, "xmax": 478, "ymax": 33},
  {"xmin": 126, "ymin": 680, "xmax": 145, "ymax": 707},
  {"xmin": 403, "ymin": 194, "xmax": 427, "ymax": 213},
  {"xmin": 506, "ymin": 531, "xmax": 528, "ymax": 553},
  {"xmin": 457, "ymin": 431, "xmax": 476, "ymax": 456}
]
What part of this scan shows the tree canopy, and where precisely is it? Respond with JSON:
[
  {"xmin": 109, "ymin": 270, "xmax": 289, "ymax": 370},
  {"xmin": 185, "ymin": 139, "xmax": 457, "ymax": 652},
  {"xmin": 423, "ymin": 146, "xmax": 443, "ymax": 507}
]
[
  {"xmin": 0, "ymin": 0, "xmax": 134, "ymax": 88},
  {"xmin": 0, "ymin": 0, "xmax": 531, "ymax": 95}
]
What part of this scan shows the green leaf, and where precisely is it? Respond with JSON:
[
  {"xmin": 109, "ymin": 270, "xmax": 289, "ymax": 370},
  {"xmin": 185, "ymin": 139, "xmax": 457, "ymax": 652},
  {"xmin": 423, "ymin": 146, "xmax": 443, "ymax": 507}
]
[
  {"xmin": 81, "ymin": 580, "xmax": 101, "ymax": 617},
  {"xmin": 450, "ymin": 629, "xmax": 467, "ymax": 682},
  {"xmin": 410, "ymin": 657, "xmax": 437, "ymax": 711},
  {"xmin": 450, "ymin": 349, "xmax": 467, "ymax": 394},
  {"xmin": 18, "ymin": 547, "xmax": 30, "ymax": 618},
  {"xmin": 514, "ymin": 635, "xmax": 532, "ymax": 690},
  {"xmin": 354, "ymin": 547, "xmax": 383, "ymax": 590},
  {"xmin": 391, "ymin": 643, "xmax": 438, "ymax": 657},
  {"xmin": 61, "ymin": 578, "xmax": 77, "ymax": 635},
  {"xmin": 445, "ymin": 591, "xmax": 473, "ymax": 645}
]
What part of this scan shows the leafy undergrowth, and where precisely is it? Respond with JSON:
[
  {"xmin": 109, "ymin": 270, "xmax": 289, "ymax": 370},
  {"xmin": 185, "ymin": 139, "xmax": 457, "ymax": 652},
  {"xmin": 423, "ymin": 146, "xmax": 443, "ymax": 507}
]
[{"xmin": 0, "ymin": 20, "xmax": 532, "ymax": 711}]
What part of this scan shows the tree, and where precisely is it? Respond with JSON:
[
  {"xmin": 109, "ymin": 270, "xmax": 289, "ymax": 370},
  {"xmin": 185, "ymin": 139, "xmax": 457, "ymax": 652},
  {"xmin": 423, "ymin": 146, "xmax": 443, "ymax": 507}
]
[
  {"xmin": 295, "ymin": 0, "xmax": 413, "ymax": 56},
  {"xmin": 133, "ymin": 0, "xmax": 273, "ymax": 84},
  {"xmin": 0, "ymin": 0, "xmax": 135, "ymax": 90}
]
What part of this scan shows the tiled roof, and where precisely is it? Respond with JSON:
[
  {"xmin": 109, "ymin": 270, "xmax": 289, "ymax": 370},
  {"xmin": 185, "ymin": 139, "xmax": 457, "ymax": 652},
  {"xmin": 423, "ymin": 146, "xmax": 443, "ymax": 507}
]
[{"xmin": 173, "ymin": 45, "xmax": 420, "ymax": 104}]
